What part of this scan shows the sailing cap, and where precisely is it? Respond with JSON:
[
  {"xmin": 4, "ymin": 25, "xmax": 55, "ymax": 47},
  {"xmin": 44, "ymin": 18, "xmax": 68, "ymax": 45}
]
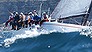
[
  {"xmin": 43, "ymin": 12, "xmax": 46, "ymax": 15},
  {"xmin": 29, "ymin": 12, "xmax": 32, "ymax": 15},
  {"xmin": 33, "ymin": 10, "xmax": 36, "ymax": 12},
  {"xmin": 16, "ymin": 12, "xmax": 18, "ymax": 14}
]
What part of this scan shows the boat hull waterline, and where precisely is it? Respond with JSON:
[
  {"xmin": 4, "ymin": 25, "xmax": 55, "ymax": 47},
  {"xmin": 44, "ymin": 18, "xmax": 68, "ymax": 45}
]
[{"xmin": 41, "ymin": 22, "xmax": 88, "ymax": 32}]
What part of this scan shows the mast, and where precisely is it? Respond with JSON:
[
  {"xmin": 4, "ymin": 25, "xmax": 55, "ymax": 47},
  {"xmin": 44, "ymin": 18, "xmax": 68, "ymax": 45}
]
[
  {"xmin": 48, "ymin": 8, "xmax": 50, "ymax": 17},
  {"xmin": 82, "ymin": 0, "xmax": 92, "ymax": 26},
  {"xmin": 38, "ymin": 3, "xmax": 43, "ymax": 17}
]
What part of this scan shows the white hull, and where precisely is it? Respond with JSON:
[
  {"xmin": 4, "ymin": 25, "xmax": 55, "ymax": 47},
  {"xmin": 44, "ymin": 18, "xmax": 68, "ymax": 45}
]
[
  {"xmin": 0, "ymin": 22, "xmax": 89, "ymax": 33},
  {"xmin": 41, "ymin": 22, "xmax": 88, "ymax": 32}
]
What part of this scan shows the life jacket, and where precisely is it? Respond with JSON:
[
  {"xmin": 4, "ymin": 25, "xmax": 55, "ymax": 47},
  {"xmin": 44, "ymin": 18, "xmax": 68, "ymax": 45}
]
[
  {"xmin": 43, "ymin": 14, "xmax": 49, "ymax": 22},
  {"xmin": 43, "ymin": 18, "xmax": 49, "ymax": 22}
]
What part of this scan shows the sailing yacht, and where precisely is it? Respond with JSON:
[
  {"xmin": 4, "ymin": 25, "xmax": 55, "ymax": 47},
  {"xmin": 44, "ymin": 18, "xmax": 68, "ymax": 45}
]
[
  {"xmin": 41, "ymin": 0, "xmax": 92, "ymax": 32},
  {"xmin": 0, "ymin": 0, "xmax": 92, "ymax": 32}
]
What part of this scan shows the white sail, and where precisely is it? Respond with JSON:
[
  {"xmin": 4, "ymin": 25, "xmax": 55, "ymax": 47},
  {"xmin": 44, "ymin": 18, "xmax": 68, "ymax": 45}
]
[{"xmin": 51, "ymin": 0, "xmax": 92, "ymax": 19}]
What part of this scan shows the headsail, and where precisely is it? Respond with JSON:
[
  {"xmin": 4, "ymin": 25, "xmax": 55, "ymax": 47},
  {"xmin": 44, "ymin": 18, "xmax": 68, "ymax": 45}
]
[{"xmin": 51, "ymin": 0, "xmax": 92, "ymax": 19}]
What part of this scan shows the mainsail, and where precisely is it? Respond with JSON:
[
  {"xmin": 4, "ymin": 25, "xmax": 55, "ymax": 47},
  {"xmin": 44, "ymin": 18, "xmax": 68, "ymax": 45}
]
[{"xmin": 51, "ymin": 0, "xmax": 92, "ymax": 19}]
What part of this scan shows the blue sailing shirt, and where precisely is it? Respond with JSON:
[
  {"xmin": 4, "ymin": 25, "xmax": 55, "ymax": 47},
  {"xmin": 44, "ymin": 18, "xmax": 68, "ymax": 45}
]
[{"xmin": 33, "ymin": 15, "xmax": 41, "ymax": 21}]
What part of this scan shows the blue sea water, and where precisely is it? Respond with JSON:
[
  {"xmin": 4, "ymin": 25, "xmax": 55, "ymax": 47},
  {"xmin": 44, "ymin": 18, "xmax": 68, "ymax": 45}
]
[{"xmin": 0, "ymin": 28, "xmax": 92, "ymax": 52}]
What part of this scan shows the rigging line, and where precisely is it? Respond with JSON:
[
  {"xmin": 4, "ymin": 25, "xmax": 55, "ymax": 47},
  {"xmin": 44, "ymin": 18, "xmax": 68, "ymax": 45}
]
[
  {"xmin": 69, "ymin": 18, "xmax": 81, "ymax": 25},
  {"xmin": 51, "ymin": 0, "xmax": 61, "ymax": 15},
  {"xmin": 51, "ymin": 0, "xmax": 68, "ymax": 17},
  {"xmin": 82, "ymin": 0, "xmax": 92, "ymax": 26}
]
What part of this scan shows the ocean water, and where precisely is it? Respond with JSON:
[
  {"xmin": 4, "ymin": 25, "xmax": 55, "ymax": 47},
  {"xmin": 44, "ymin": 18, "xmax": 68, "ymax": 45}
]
[{"xmin": 0, "ymin": 27, "xmax": 92, "ymax": 52}]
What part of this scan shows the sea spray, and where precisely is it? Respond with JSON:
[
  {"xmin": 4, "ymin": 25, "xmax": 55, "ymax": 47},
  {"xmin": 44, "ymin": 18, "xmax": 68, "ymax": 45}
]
[
  {"xmin": 0, "ymin": 26, "xmax": 91, "ymax": 47},
  {"xmin": 2, "ymin": 28, "xmax": 49, "ymax": 47},
  {"xmin": 80, "ymin": 26, "xmax": 92, "ymax": 37}
]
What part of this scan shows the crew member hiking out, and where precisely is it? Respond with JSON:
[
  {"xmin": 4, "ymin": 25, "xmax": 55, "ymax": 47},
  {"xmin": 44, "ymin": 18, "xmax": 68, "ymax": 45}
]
[
  {"xmin": 28, "ymin": 12, "xmax": 34, "ymax": 26},
  {"xmin": 33, "ymin": 14, "xmax": 41, "ymax": 25},
  {"xmin": 12, "ymin": 12, "xmax": 20, "ymax": 30},
  {"xmin": 32, "ymin": 10, "xmax": 41, "ymax": 25},
  {"xmin": 20, "ymin": 12, "xmax": 26, "ymax": 28},
  {"xmin": 25, "ymin": 13, "xmax": 30, "ymax": 28}
]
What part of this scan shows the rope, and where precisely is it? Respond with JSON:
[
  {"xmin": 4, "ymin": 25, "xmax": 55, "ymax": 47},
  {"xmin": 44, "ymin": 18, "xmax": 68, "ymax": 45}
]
[{"xmin": 69, "ymin": 18, "xmax": 81, "ymax": 25}]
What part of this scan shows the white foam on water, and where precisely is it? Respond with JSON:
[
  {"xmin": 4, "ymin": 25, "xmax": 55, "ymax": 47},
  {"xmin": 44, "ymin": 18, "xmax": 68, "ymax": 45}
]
[
  {"xmin": 0, "ymin": 25, "xmax": 92, "ymax": 47},
  {"xmin": 80, "ymin": 26, "xmax": 92, "ymax": 37},
  {"xmin": 2, "ymin": 27, "xmax": 50, "ymax": 47}
]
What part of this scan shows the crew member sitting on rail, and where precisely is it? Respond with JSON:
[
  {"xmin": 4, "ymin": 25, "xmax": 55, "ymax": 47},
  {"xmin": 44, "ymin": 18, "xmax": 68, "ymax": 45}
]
[
  {"xmin": 40, "ymin": 12, "xmax": 49, "ymax": 26},
  {"xmin": 28, "ymin": 12, "xmax": 34, "ymax": 26},
  {"xmin": 20, "ymin": 12, "xmax": 26, "ymax": 28},
  {"xmin": 13, "ymin": 12, "xmax": 20, "ymax": 30},
  {"xmin": 32, "ymin": 10, "xmax": 41, "ymax": 25},
  {"xmin": 25, "ymin": 13, "xmax": 30, "ymax": 28}
]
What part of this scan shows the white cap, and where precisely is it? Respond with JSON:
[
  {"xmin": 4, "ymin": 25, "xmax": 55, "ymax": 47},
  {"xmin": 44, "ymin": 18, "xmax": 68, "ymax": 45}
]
[
  {"xmin": 16, "ymin": 12, "xmax": 18, "ymax": 14},
  {"xmin": 43, "ymin": 12, "xmax": 46, "ymax": 15},
  {"xmin": 33, "ymin": 10, "xmax": 36, "ymax": 12},
  {"xmin": 29, "ymin": 12, "xmax": 32, "ymax": 14}
]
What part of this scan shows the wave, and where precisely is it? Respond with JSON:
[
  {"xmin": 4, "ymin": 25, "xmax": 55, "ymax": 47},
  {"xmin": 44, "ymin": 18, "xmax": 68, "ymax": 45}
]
[
  {"xmin": 1, "ymin": 32, "xmax": 92, "ymax": 52},
  {"xmin": 0, "ymin": 26, "xmax": 92, "ymax": 48},
  {"xmin": 80, "ymin": 26, "xmax": 92, "ymax": 37}
]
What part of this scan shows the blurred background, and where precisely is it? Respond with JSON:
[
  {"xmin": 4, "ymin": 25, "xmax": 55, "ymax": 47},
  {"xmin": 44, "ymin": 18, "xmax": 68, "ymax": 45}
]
[{"xmin": 0, "ymin": 0, "xmax": 60, "ymax": 24}]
